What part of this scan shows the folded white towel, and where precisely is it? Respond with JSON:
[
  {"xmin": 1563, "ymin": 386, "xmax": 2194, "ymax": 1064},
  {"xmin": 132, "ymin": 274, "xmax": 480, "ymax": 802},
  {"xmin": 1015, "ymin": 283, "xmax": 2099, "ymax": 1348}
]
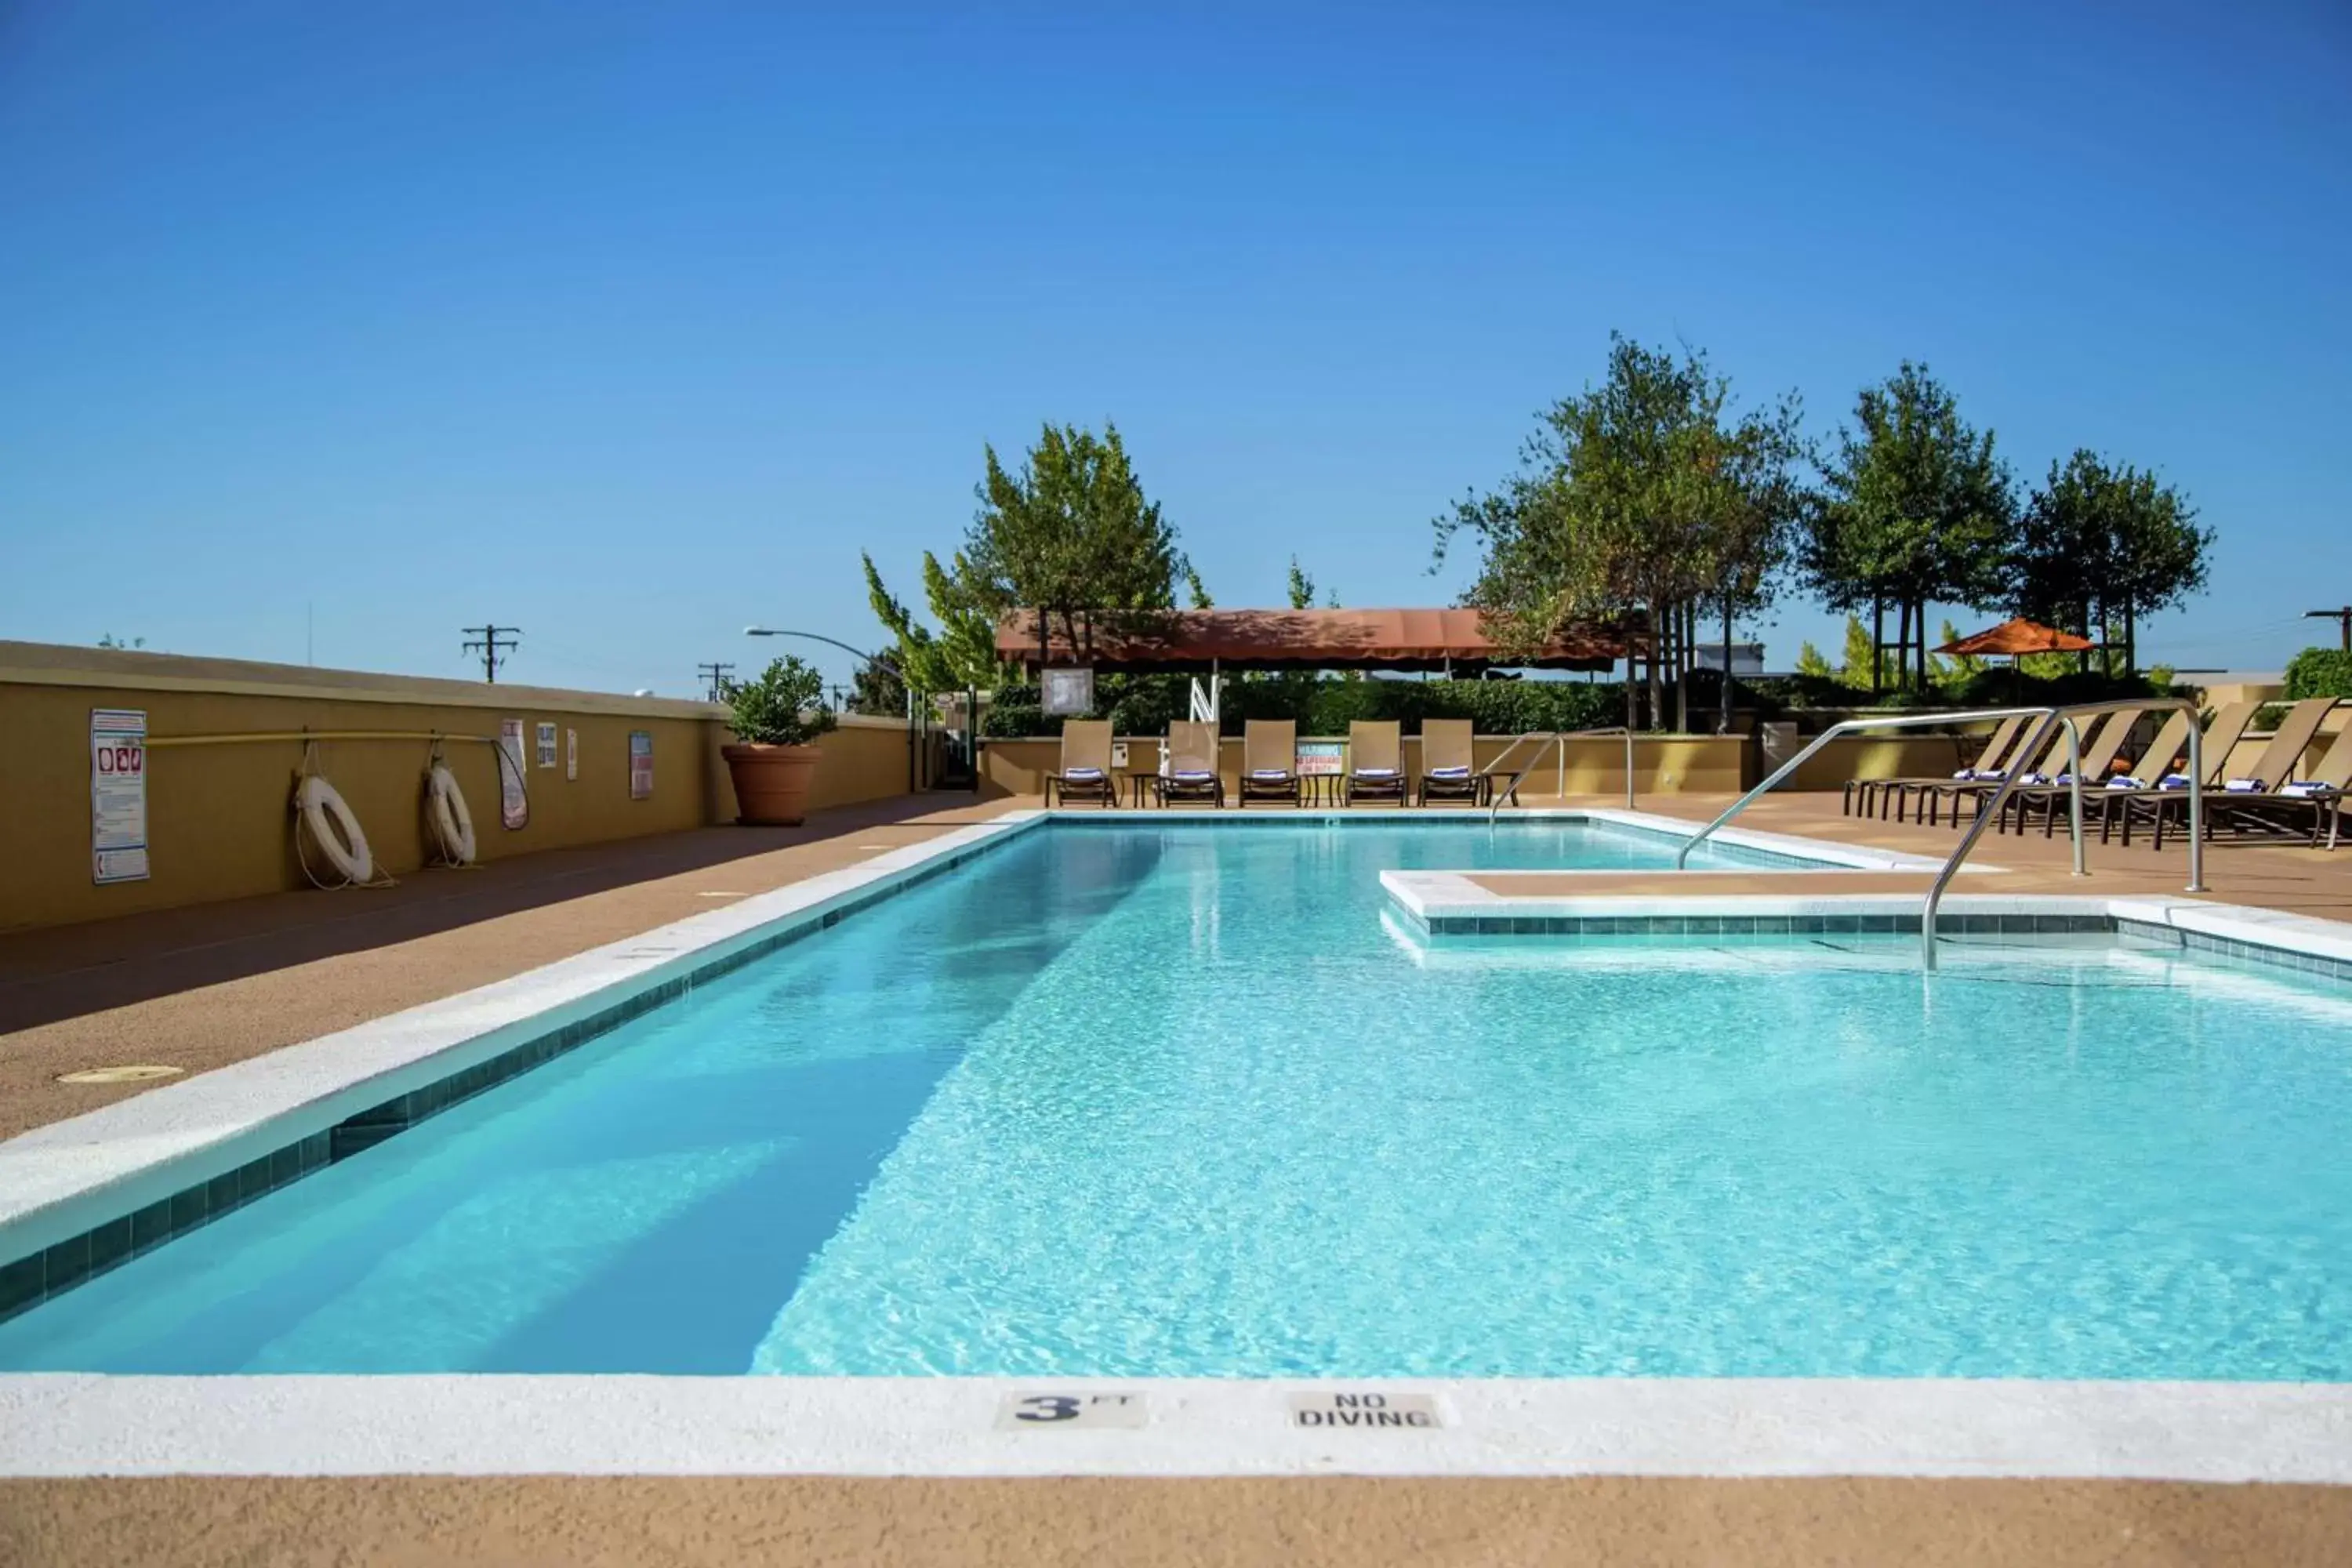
[
  {"xmin": 2157, "ymin": 774, "xmax": 2193, "ymax": 790},
  {"xmin": 2020, "ymin": 772, "xmax": 2053, "ymax": 786},
  {"xmin": 1952, "ymin": 769, "xmax": 1975, "ymax": 779},
  {"xmin": 1250, "ymin": 768, "xmax": 1291, "ymax": 780},
  {"xmin": 2281, "ymin": 781, "xmax": 2337, "ymax": 798},
  {"xmin": 2224, "ymin": 778, "xmax": 2264, "ymax": 793},
  {"xmin": 1170, "ymin": 769, "xmax": 1215, "ymax": 782},
  {"xmin": 1062, "ymin": 767, "xmax": 1105, "ymax": 780},
  {"xmin": 2106, "ymin": 778, "xmax": 2145, "ymax": 789},
  {"xmin": 1353, "ymin": 767, "xmax": 1399, "ymax": 779},
  {"xmin": 1429, "ymin": 765, "xmax": 1472, "ymax": 779}
]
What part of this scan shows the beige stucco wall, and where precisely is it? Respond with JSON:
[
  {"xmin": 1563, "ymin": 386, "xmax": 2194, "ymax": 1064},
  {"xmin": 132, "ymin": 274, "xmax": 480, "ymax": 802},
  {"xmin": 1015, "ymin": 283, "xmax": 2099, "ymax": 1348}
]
[
  {"xmin": 0, "ymin": 642, "xmax": 916, "ymax": 933},
  {"xmin": 1780, "ymin": 734, "xmax": 1987, "ymax": 791},
  {"xmin": 979, "ymin": 733, "xmax": 1751, "ymax": 800}
]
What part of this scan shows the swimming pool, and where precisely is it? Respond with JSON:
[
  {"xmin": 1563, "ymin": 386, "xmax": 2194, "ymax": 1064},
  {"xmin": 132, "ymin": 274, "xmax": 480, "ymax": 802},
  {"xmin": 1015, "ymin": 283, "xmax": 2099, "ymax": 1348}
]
[{"xmin": 3, "ymin": 818, "xmax": 2349, "ymax": 1382}]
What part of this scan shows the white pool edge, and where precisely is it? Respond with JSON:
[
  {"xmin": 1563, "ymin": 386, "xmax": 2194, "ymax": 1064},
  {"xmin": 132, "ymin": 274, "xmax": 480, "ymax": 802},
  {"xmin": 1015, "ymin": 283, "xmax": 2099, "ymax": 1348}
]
[{"xmin": 2, "ymin": 1374, "xmax": 2347, "ymax": 1481}]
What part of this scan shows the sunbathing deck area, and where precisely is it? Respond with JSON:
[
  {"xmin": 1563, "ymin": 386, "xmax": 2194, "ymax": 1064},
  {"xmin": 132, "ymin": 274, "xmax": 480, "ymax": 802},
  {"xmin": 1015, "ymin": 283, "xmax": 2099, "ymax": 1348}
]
[{"xmin": 5, "ymin": 789, "xmax": 2351, "ymax": 1566}]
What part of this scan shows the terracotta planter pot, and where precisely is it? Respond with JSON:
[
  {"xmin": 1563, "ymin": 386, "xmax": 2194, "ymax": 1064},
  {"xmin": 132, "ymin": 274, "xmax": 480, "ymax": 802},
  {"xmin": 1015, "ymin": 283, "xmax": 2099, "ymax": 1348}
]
[{"xmin": 723, "ymin": 742, "xmax": 822, "ymax": 826}]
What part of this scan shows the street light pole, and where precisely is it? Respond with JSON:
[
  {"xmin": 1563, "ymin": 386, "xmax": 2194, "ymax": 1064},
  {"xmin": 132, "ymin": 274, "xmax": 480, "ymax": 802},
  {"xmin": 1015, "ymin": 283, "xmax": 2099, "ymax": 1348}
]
[{"xmin": 744, "ymin": 626, "xmax": 922, "ymax": 792}]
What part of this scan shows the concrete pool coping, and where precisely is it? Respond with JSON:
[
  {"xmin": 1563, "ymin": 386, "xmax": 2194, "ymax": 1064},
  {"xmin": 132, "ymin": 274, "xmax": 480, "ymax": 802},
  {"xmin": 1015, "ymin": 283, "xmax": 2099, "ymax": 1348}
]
[
  {"xmin": 2, "ymin": 805, "xmax": 2350, "ymax": 1484},
  {"xmin": 4, "ymin": 1374, "xmax": 2350, "ymax": 1483}
]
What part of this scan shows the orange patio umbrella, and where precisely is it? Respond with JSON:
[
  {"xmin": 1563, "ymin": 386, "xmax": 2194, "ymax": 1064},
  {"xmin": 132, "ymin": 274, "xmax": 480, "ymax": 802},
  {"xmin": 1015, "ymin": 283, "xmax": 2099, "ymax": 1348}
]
[
  {"xmin": 1935, "ymin": 617, "xmax": 2097, "ymax": 658},
  {"xmin": 1936, "ymin": 617, "xmax": 2100, "ymax": 704}
]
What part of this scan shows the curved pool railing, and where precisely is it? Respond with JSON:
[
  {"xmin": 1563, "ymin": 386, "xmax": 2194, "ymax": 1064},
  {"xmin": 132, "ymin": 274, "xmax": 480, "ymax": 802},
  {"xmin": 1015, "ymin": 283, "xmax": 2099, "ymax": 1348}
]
[
  {"xmin": 1671, "ymin": 699, "xmax": 2208, "ymax": 970},
  {"xmin": 1485, "ymin": 726, "xmax": 1638, "ymax": 819}
]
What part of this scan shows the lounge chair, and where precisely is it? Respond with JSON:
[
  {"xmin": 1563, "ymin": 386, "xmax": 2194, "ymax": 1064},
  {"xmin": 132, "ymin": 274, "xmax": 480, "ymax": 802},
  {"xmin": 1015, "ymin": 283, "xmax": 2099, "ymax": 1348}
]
[
  {"xmin": 1239, "ymin": 720, "xmax": 1302, "ymax": 807},
  {"xmin": 1417, "ymin": 719, "xmax": 1479, "ymax": 806},
  {"xmin": 2093, "ymin": 702, "xmax": 2256, "ymax": 847},
  {"xmin": 2205, "ymin": 717, "xmax": 2352, "ymax": 848},
  {"xmin": 1044, "ymin": 719, "xmax": 1117, "ymax": 808},
  {"xmin": 1912, "ymin": 722, "xmax": 2077, "ymax": 829},
  {"xmin": 1345, "ymin": 720, "xmax": 1407, "ymax": 805},
  {"xmin": 1154, "ymin": 720, "xmax": 1225, "ymax": 808},
  {"xmin": 2081, "ymin": 710, "xmax": 2193, "ymax": 842},
  {"xmin": 2119, "ymin": 699, "xmax": 2332, "ymax": 849},
  {"xmin": 1856, "ymin": 715, "xmax": 2024, "ymax": 821},
  {"xmin": 1996, "ymin": 709, "xmax": 2141, "ymax": 835}
]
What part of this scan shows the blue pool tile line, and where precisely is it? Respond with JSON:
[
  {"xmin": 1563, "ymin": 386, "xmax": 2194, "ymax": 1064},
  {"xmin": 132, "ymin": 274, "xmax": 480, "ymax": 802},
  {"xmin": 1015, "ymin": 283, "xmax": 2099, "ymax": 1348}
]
[
  {"xmin": 1408, "ymin": 908, "xmax": 2352, "ymax": 983},
  {"xmin": 1415, "ymin": 912, "xmax": 2115, "ymax": 938},
  {"xmin": 0, "ymin": 830, "xmax": 1031, "ymax": 1327}
]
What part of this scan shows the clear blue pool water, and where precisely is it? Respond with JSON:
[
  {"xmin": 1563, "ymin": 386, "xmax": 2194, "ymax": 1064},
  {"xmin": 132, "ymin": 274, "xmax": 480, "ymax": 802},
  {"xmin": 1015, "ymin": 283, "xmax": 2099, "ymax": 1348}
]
[{"xmin": 5, "ymin": 819, "xmax": 2350, "ymax": 1380}]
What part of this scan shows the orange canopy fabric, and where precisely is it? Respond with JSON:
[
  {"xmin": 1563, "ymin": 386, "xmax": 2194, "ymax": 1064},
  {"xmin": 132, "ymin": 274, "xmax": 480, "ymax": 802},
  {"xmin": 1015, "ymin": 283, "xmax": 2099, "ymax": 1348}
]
[
  {"xmin": 995, "ymin": 608, "xmax": 1624, "ymax": 673},
  {"xmin": 1935, "ymin": 617, "xmax": 2096, "ymax": 657}
]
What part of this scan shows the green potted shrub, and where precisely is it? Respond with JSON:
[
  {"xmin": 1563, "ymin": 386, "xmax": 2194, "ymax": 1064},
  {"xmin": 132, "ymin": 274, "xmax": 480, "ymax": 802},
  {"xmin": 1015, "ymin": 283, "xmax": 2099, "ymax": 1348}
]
[{"xmin": 720, "ymin": 656, "xmax": 838, "ymax": 826}]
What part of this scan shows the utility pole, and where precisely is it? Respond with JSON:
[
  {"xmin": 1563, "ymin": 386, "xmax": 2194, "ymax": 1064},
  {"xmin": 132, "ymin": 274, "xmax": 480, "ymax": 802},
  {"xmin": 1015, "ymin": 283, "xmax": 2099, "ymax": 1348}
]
[
  {"xmin": 696, "ymin": 662, "xmax": 735, "ymax": 702},
  {"xmin": 2306, "ymin": 607, "xmax": 2352, "ymax": 654},
  {"xmin": 461, "ymin": 624, "xmax": 521, "ymax": 683}
]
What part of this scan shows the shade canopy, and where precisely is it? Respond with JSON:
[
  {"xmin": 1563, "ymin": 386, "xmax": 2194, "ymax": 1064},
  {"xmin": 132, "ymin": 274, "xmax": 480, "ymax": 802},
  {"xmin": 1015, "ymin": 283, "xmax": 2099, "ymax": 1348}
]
[
  {"xmin": 996, "ymin": 608, "xmax": 1625, "ymax": 674},
  {"xmin": 1935, "ymin": 617, "xmax": 2097, "ymax": 657}
]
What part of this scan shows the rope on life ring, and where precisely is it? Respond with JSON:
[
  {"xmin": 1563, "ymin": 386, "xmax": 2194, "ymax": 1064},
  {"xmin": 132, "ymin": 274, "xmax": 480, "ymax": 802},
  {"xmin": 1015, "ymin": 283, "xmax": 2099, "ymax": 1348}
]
[
  {"xmin": 425, "ymin": 761, "xmax": 477, "ymax": 866},
  {"xmin": 290, "ymin": 750, "xmax": 394, "ymax": 890}
]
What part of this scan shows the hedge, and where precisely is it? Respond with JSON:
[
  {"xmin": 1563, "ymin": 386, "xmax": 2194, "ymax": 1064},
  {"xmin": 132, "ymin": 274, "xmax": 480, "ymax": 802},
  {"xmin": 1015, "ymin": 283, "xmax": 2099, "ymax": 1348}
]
[
  {"xmin": 982, "ymin": 674, "xmax": 1630, "ymax": 738},
  {"xmin": 2285, "ymin": 646, "xmax": 2352, "ymax": 700},
  {"xmin": 978, "ymin": 665, "xmax": 2184, "ymax": 739}
]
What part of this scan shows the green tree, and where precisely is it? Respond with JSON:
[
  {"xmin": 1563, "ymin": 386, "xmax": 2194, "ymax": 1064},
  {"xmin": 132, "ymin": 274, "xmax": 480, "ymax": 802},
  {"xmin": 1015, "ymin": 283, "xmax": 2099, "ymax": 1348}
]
[
  {"xmin": 1838, "ymin": 614, "xmax": 1876, "ymax": 689},
  {"xmin": 1801, "ymin": 363, "xmax": 2015, "ymax": 695},
  {"xmin": 862, "ymin": 549, "xmax": 1014, "ymax": 695},
  {"xmin": 1287, "ymin": 556, "xmax": 1316, "ymax": 611},
  {"xmin": 1283, "ymin": 556, "xmax": 1339, "ymax": 611},
  {"xmin": 2285, "ymin": 646, "xmax": 2352, "ymax": 699},
  {"xmin": 1795, "ymin": 640, "xmax": 1836, "ymax": 680},
  {"xmin": 1435, "ymin": 335, "xmax": 1796, "ymax": 730},
  {"xmin": 960, "ymin": 422, "xmax": 1188, "ymax": 663},
  {"xmin": 846, "ymin": 658, "xmax": 908, "ymax": 717},
  {"xmin": 1933, "ymin": 619, "xmax": 1982, "ymax": 692},
  {"xmin": 2009, "ymin": 450, "xmax": 2209, "ymax": 677},
  {"xmin": 1686, "ymin": 388, "xmax": 1811, "ymax": 731}
]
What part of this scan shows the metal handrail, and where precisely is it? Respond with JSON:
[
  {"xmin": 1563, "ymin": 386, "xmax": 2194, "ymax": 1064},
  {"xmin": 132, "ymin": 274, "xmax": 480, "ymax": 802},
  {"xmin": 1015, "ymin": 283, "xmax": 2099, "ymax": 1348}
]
[
  {"xmin": 1486, "ymin": 726, "xmax": 1638, "ymax": 820},
  {"xmin": 1671, "ymin": 699, "xmax": 2207, "ymax": 970}
]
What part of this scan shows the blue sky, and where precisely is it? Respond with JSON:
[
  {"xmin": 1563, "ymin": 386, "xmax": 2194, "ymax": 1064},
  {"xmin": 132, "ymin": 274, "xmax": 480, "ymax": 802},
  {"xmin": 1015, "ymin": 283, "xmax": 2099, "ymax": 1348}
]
[{"xmin": 2, "ymin": 1, "xmax": 2346, "ymax": 697}]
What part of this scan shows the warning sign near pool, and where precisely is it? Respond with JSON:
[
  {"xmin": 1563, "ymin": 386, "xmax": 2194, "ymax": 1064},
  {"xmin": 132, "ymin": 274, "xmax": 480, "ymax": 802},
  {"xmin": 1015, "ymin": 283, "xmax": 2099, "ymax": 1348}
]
[
  {"xmin": 90, "ymin": 707, "xmax": 150, "ymax": 884},
  {"xmin": 1288, "ymin": 1391, "xmax": 1446, "ymax": 1429}
]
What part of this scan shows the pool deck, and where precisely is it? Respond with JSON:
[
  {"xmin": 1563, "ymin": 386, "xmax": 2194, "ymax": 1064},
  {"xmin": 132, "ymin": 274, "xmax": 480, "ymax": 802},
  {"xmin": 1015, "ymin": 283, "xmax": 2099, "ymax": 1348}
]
[
  {"xmin": 5, "ymin": 788, "xmax": 2352, "ymax": 1565},
  {"xmin": 0, "ymin": 795, "xmax": 1023, "ymax": 1142}
]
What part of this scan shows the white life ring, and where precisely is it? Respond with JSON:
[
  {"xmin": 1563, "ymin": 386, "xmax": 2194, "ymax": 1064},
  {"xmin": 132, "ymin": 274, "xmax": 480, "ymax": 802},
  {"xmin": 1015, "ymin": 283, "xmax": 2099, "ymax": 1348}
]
[
  {"xmin": 426, "ymin": 763, "xmax": 477, "ymax": 865},
  {"xmin": 296, "ymin": 775, "xmax": 374, "ymax": 885}
]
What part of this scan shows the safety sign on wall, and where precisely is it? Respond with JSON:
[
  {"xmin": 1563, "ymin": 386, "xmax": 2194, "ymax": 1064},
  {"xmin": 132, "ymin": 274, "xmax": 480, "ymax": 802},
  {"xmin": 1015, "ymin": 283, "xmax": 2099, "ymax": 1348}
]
[
  {"xmin": 628, "ymin": 731, "xmax": 654, "ymax": 799},
  {"xmin": 498, "ymin": 717, "xmax": 530, "ymax": 829},
  {"xmin": 90, "ymin": 708, "xmax": 151, "ymax": 884},
  {"xmin": 565, "ymin": 728, "xmax": 579, "ymax": 782}
]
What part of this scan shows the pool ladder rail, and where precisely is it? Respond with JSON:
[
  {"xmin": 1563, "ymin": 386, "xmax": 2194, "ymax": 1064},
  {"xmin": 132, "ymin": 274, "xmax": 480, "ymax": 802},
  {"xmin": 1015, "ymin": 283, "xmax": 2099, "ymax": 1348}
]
[
  {"xmin": 1670, "ymin": 699, "xmax": 2209, "ymax": 971},
  {"xmin": 1483, "ymin": 727, "xmax": 1639, "ymax": 819}
]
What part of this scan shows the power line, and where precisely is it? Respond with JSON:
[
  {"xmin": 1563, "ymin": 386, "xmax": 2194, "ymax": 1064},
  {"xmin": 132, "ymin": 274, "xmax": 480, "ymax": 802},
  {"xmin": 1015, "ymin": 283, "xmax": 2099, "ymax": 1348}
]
[
  {"xmin": 460, "ymin": 624, "xmax": 521, "ymax": 683},
  {"xmin": 2305, "ymin": 607, "xmax": 2352, "ymax": 654},
  {"xmin": 696, "ymin": 662, "xmax": 736, "ymax": 702}
]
